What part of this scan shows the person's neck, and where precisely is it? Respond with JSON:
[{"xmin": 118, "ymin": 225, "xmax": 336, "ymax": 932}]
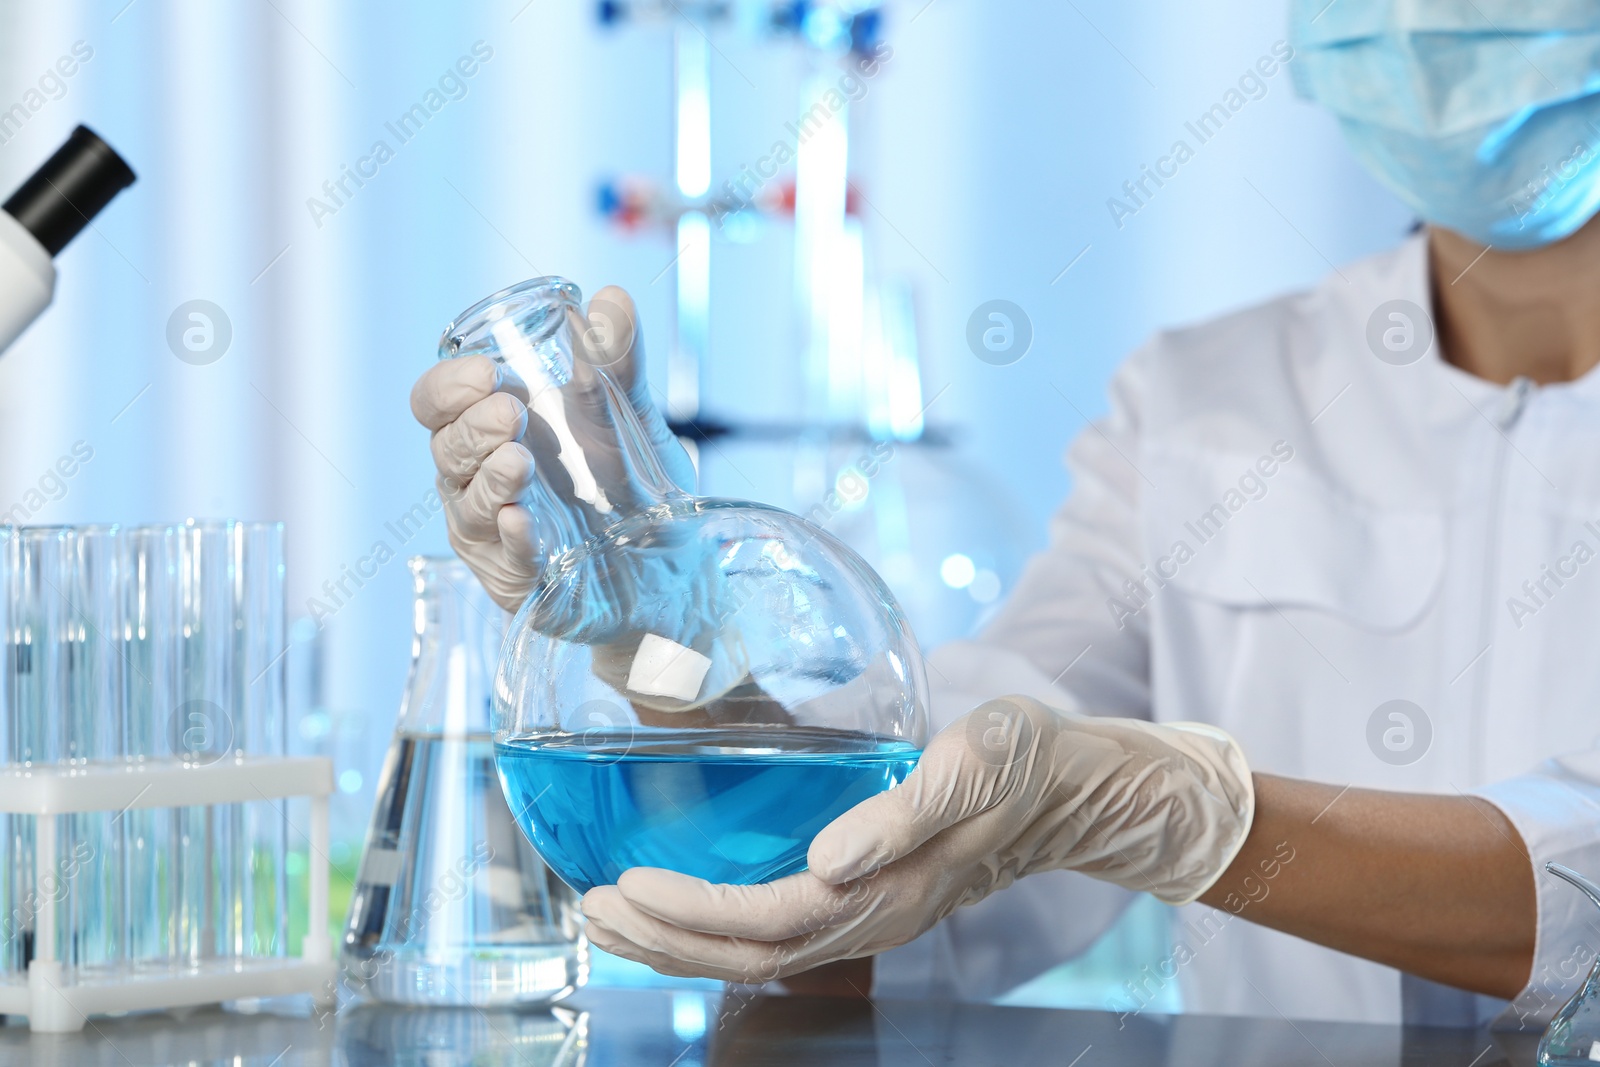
[{"xmin": 1430, "ymin": 217, "xmax": 1600, "ymax": 386}]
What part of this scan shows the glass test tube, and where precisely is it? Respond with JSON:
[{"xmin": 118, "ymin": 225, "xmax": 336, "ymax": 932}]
[
  {"xmin": 16, "ymin": 528, "xmax": 69, "ymax": 764},
  {"xmin": 174, "ymin": 520, "xmax": 234, "ymax": 966},
  {"xmin": 14, "ymin": 526, "xmax": 126, "ymax": 973},
  {"xmin": 66, "ymin": 525, "xmax": 127, "ymax": 976},
  {"xmin": 16, "ymin": 527, "xmax": 73, "ymax": 970},
  {"xmin": 0, "ymin": 528, "xmax": 18, "ymax": 979},
  {"xmin": 123, "ymin": 524, "xmax": 180, "ymax": 970},
  {"xmin": 172, "ymin": 520, "xmax": 289, "ymax": 966},
  {"xmin": 237, "ymin": 522, "xmax": 287, "ymax": 960}
]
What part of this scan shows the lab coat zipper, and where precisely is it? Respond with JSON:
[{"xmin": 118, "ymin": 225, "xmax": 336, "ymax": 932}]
[{"xmin": 1469, "ymin": 377, "xmax": 1533, "ymax": 781}]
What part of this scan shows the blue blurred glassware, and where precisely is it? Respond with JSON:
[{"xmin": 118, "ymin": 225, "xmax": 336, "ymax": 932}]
[
  {"xmin": 342, "ymin": 556, "xmax": 584, "ymax": 1005},
  {"xmin": 1539, "ymin": 864, "xmax": 1600, "ymax": 1066},
  {"xmin": 436, "ymin": 277, "xmax": 928, "ymax": 895}
]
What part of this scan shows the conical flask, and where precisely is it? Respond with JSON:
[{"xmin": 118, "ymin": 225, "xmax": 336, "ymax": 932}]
[
  {"xmin": 437, "ymin": 277, "xmax": 929, "ymax": 896},
  {"xmin": 341, "ymin": 556, "xmax": 585, "ymax": 1005},
  {"xmin": 1540, "ymin": 864, "xmax": 1600, "ymax": 1065}
]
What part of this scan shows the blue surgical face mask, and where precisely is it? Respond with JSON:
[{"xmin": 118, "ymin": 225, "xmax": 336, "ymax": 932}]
[{"xmin": 1289, "ymin": 0, "xmax": 1600, "ymax": 250}]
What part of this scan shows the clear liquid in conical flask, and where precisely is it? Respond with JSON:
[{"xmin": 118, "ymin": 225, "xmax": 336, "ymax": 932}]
[
  {"xmin": 342, "ymin": 554, "xmax": 583, "ymax": 1006},
  {"xmin": 343, "ymin": 730, "xmax": 583, "ymax": 1005}
]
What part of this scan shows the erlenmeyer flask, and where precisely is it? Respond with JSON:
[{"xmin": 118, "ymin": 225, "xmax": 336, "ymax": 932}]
[
  {"xmin": 437, "ymin": 277, "xmax": 928, "ymax": 896},
  {"xmin": 1540, "ymin": 864, "xmax": 1600, "ymax": 1065},
  {"xmin": 341, "ymin": 556, "xmax": 584, "ymax": 1005}
]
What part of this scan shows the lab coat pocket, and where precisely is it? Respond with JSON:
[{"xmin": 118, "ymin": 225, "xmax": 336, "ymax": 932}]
[{"xmin": 1140, "ymin": 448, "xmax": 1444, "ymax": 633}]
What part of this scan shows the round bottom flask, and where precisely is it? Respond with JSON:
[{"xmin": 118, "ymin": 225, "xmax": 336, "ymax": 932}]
[{"xmin": 438, "ymin": 277, "xmax": 929, "ymax": 895}]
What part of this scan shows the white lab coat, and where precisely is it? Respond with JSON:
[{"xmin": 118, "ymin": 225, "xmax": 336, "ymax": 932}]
[{"xmin": 874, "ymin": 234, "xmax": 1600, "ymax": 1028}]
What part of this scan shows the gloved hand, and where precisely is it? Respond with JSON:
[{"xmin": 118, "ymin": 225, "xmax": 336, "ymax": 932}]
[
  {"xmin": 580, "ymin": 696, "xmax": 1254, "ymax": 983},
  {"xmin": 410, "ymin": 285, "xmax": 694, "ymax": 612}
]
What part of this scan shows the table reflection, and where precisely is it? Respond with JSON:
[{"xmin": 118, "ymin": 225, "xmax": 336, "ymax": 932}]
[
  {"xmin": 0, "ymin": 987, "xmax": 1549, "ymax": 1066},
  {"xmin": 338, "ymin": 1003, "xmax": 584, "ymax": 1066}
]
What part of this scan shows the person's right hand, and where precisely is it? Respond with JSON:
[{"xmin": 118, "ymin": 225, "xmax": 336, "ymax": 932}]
[
  {"xmin": 580, "ymin": 696, "xmax": 1255, "ymax": 983},
  {"xmin": 410, "ymin": 285, "xmax": 692, "ymax": 612}
]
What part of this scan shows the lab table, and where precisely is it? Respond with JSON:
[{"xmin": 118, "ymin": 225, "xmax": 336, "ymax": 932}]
[{"xmin": 0, "ymin": 986, "xmax": 1542, "ymax": 1065}]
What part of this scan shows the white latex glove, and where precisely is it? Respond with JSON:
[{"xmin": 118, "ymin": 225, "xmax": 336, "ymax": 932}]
[
  {"xmin": 580, "ymin": 696, "xmax": 1254, "ymax": 983},
  {"xmin": 409, "ymin": 285, "xmax": 693, "ymax": 612}
]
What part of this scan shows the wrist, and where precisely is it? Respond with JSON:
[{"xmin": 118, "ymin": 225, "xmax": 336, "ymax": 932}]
[
  {"xmin": 1039, "ymin": 714, "xmax": 1255, "ymax": 905},
  {"xmin": 1154, "ymin": 723, "xmax": 1256, "ymax": 906}
]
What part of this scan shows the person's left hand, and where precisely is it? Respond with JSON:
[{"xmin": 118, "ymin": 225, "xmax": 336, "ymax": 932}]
[
  {"xmin": 580, "ymin": 696, "xmax": 1254, "ymax": 983},
  {"xmin": 410, "ymin": 285, "xmax": 693, "ymax": 613}
]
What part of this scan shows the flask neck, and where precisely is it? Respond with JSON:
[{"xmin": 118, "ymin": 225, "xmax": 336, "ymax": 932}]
[
  {"xmin": 439, "ymin": 277, "xmax": 691, "ymax": 570},
  {"xmin": 521, "ymin": 355, "xmax": 689, "ymax": 560},
  {"xmin": 399, "ymin": 557, "xmax": 503, "ymax": 736}
]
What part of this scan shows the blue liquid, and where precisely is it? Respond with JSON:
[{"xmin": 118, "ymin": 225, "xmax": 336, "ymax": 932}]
[{"xmin": 495, "ymin": 727, "xmax": 920, "ymax": 894}]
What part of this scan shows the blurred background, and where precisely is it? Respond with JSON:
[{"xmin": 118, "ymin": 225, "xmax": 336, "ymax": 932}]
[{"xmin": 0, "ymin": 0, "xmax": 1411, "ymax": 1008}]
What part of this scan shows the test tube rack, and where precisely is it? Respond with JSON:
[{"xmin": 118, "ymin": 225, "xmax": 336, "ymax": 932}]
[{"xmin": 0, "ymin": 755, "xmax": 336, "ymax": 1032}]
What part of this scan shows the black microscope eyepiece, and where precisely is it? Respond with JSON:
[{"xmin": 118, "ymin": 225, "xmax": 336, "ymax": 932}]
[{"xmin": 2, "ymin": 125, "xmax": 136, "ymax": 257}]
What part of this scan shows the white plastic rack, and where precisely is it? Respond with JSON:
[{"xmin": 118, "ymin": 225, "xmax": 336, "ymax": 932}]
[{"xmin": 0, "ymin": 755, "xmax": 336, "ymax": 1032}]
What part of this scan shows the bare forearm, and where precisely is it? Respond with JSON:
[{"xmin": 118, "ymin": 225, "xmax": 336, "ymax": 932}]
[{"xmin": 1198, "ymin": 774, "xmax": 1535, "ymax": 998}]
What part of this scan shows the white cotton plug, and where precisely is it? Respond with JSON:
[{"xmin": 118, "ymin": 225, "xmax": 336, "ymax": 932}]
[{"xmin": 625, "ymin": 633, "xmax": 713, "ymax": 703}]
